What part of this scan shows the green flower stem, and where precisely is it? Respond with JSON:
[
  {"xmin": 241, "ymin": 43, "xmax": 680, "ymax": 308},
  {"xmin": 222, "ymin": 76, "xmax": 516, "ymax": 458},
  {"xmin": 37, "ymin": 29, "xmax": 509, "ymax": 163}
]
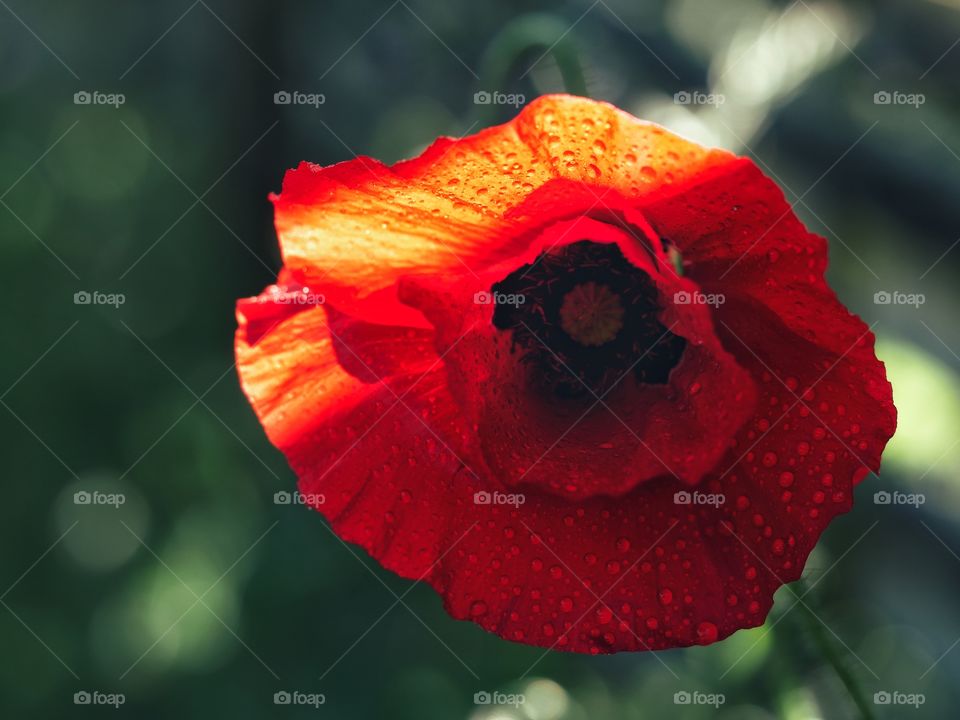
[
  {"xmin": 793, "ymin": 581, "xmax": 877, "ymax": 720},
  {"xmin": 475, "ymin": 13, "xmax": 588, "ymax": 123}
]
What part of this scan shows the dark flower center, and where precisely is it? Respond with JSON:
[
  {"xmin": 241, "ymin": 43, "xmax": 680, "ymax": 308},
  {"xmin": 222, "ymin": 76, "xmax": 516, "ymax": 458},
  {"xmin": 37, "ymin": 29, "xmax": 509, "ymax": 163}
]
[
  {"xmin": 490, "ymin": 240, "xmax": 686, "ymax": 398},
  {"xmin": 559, "ymin": 281, "xmax": 624, "ymax": 346}
]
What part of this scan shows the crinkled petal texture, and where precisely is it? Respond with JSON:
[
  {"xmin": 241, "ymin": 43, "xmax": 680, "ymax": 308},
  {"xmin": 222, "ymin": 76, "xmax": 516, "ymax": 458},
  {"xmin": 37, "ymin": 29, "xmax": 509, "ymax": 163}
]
[{"xmin": 237, "ymin": 95, "xmax": 896, "ymax": 653}]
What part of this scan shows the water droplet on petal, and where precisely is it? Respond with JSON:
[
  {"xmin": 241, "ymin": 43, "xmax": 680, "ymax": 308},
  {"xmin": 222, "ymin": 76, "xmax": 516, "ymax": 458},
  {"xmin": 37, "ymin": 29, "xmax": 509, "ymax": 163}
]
[{"xmin": 696, "ymin": 621, "xmax": 718, "ymax": 644}]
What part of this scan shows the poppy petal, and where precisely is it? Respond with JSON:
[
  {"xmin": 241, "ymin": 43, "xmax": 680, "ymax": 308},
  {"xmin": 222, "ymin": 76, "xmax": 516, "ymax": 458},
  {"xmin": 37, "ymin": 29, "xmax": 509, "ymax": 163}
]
[
  {"xmin": 639, "ymin": 157, "xmax": 897, "ymax": 477},
  {"xmin": 271, "ymin": 96, "xmax": 735, "ymax": 325}
]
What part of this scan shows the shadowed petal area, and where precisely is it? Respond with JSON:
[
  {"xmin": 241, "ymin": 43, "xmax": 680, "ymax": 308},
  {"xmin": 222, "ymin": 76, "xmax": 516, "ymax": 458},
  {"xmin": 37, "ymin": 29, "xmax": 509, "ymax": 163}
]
[{"xmin": 398, "ymin": 216, "xmax": 757, "ymax": 499}]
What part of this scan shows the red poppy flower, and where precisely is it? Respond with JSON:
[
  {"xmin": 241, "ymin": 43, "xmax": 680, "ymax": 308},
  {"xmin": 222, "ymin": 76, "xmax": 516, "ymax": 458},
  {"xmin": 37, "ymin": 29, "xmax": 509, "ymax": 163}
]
[{"xmin": 236, "ymin": 95, "xmax": 896, "ymax": 653}]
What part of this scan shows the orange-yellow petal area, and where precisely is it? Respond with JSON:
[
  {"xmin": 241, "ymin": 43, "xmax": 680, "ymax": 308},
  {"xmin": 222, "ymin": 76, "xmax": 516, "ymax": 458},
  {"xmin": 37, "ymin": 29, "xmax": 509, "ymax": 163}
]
[{"xmin": 272, "ymin": 95, "xmax": 736, "ymax": 323}]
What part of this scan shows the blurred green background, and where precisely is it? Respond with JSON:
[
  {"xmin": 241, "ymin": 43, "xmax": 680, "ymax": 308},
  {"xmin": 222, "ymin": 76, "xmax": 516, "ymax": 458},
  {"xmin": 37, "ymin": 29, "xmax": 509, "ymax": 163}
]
[{"xmin": 2, "ymin": 0, "xmax": 960, "ymax": 717}]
